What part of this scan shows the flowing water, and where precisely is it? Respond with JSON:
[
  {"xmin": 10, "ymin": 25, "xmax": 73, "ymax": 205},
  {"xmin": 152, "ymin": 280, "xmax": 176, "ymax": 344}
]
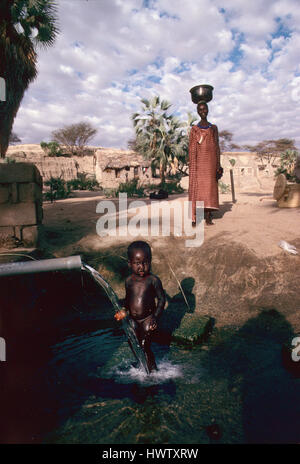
[{"xmin": 1, "ymin": 265, "xmax": 299, "ymax": 444}]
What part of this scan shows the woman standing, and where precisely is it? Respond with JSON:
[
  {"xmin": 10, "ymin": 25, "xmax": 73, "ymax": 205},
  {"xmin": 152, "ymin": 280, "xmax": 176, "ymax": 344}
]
[{"xmin": 188, "ymin": 101, "xmax": 221, "ymax": 225}]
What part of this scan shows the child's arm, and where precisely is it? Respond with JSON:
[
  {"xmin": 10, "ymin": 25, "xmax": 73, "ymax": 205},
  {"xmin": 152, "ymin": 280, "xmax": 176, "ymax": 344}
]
[
  {"xmin": 114, "ymin": 278, "xmax": 130, "ymax": 321},
  {"xmin": 152, "ymin": 275, "xmax": 166, "ymax": 319}
]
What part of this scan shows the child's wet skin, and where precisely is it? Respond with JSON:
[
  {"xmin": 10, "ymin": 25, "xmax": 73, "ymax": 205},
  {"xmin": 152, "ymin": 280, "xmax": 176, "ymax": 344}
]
[{"xmin": 114, "ymin": 242, "xmax": 165, "ymax": 372}]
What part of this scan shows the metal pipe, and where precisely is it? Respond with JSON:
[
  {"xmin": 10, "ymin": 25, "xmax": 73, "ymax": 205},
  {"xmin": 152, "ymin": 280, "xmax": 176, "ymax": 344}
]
[{"xmin": 0, "ymin": 255, "xmax": 82, "ymax": 277}]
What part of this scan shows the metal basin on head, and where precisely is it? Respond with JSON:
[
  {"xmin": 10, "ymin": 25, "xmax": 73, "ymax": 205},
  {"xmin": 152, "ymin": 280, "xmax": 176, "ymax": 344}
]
[{"xmin": 190, "ymin": 84, "xmax": 214, "ymax": 104}]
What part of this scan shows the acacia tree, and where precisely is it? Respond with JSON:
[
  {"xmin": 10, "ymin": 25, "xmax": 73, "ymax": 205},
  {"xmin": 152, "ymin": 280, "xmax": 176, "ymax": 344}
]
[
  {"xmin": 52, "ymin": 122, "xmax": 97, "ymax": 156},
  {"xmin": 218, "ymin": 130, "xmax": 240, "ymax": 152},
  {"xmin": 243, "ymin": 138, "xmax": 297, "ymax": 165},
  {"xmin": 131, "ymin": 96, "xmax": 189, "ymax": 182},
  {"xmin": 0, "ymin": 0, "xmax": 59, "ymax": 157}
]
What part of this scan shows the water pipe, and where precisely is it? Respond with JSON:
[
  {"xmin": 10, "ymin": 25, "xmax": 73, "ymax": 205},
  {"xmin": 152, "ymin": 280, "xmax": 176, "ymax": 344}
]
[{"xmin": 0, "ymin": 255, "xmax": 82, "ymax": 277}]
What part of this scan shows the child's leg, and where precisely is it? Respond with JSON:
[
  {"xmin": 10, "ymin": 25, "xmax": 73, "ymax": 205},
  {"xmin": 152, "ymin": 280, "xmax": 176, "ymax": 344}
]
[
  {"xmin": 142, "ymin": 333, "xmax": 157, "ymax": 372},
  {"xmin": 141, "ymin": 317, "xmax": 157, "ymax": 372},
  {"xmin": 130, "ymin": 317, "xmax": 157, "ymax": 372}
]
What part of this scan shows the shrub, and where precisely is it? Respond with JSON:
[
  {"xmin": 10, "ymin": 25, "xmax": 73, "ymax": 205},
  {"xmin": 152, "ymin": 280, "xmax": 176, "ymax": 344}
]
[
  {"xmin": 44, "ymin": 176, "xmax": 71, "ymax": 201},
  {"xmin": 275, "ymin": 149, "xmax": 300, "ymax": 183},
  {"xmin": 159, "ymin": 180, "xmax": 184, "ymax": 194},
  {"xmin": 67, "ymin": 172, "xmax": 100, "ymax": 191},
  {"xmin": 40, "ymin": 141, "xmax": 69, "ymax": 157},
  {"xmin": 218, "ymin": 182, "xmax": 230, "ymax": 193},
  {"xmin": 115, "ymin": 178, "xmax": 145, "ymax": 197}
]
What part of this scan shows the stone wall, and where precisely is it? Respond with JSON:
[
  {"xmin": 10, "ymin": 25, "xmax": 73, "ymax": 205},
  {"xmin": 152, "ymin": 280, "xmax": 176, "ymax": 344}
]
[
  {"xmin": 0, "ymin": 163, "xmax": 43, "ymax": 247},
  {"xmin": 5, "ymin": 144, "xmax": 96, "ymax": 181}
]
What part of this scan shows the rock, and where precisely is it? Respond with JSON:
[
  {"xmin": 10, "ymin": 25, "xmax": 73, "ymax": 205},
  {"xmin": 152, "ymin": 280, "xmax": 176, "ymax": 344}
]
[
  {"xmin": 282, "ymin": 336, "xmax": 300, "ymax": 377},
  {"xmin": 171, "ymin": 314, "xmax": 214, "ymax": 346}
]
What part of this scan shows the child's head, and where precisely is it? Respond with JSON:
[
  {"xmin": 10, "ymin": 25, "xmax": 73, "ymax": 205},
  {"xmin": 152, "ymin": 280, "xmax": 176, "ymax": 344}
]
[{"xmin": 127, "ymin": 241, "xmax": 152, "ymax": 277}]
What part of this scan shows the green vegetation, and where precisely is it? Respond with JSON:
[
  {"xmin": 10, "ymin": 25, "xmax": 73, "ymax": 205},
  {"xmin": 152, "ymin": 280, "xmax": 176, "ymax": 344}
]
[
  {"xmin": 244, "ymin": 138, "xmax": 297, "ymax": 166},
  {"xmin": 275, "ymin": 149, "xmax": 300, "ymax": 183},
  {"xmin": 219, "ymin": 130, "xmax": 240, "ymax": 152},
  {"xmin": 131, "ymin": 96, "xmax": 194, "ymax": 182},
  {"xmin": 218, "ymin": 182, "xmax": 230, "ymax": 194},
  {"xmin": 66, "ymin": 173, "xmax": 100, "ymax": 191},
  {"xmin": 0, "ymin": 0, "xmax": 59, "ymax": 157},
  {"xmin": 40, "ymin": 141, "xmax": 67, "ymax": 157},
  {"xmin": 51, "ymin": 122, "xmax": 97, "ymax": 156},
  {"xmin": 44, "ymin": 172, "xmax": 101, "ymax": 201},
  {"xmin": 44, "ymin": 176, "xmax": 71, "ymax": 201},
  {"xmin": 115, "ymin": 178, "xmax": 145, "ymax": 197},
  {"xmin": 147, "ymin": 180, "xmax": 184, "ymax": 194}
]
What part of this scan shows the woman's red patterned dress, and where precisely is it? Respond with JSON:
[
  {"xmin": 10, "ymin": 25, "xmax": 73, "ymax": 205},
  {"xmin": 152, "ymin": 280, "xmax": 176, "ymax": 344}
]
[{"xmin": 188, "ymin": 123, "xmax": 220, "ymax": 220}]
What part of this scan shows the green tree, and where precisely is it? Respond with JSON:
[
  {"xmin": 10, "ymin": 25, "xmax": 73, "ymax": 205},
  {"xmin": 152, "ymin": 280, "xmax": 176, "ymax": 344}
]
[
  {"xmin": 52, "ymin": 121, "xmax": 97, "ymax": 156},
  {"xmin": 219, "ymin": 130, "xmax": 240, "ymax": 152},
  {"xmin": 275, "ymin": 149, "xmax": 299, "ymax": 183},
  {"xmin": 131, "ymin": 96, "xmax": 190, "ymax": 182},
  {"xmin": 243, "ymin": 138, "xmax": 297, "ymax": 165},
  {"xmin": 0, "ymin": 0, "xmax": 58, "ymax": 157}
]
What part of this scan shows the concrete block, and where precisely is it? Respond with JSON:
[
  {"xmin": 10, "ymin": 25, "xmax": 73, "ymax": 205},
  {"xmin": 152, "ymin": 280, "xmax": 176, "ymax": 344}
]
[
  {"xmin": 0, "ymin": 203, "xmax": 37, "ymax": 226},
  {"xmin": 36, "ymin": 203, "xmax": 43, "ymax": 224},
  {"xmin": 22, "ymin": 225, "xmax": 39, "ymax": 246},
  {"xmin": 0, "ymin": 186, "xmax": 9, "ymax": 203},
  {"xmin": 18, "ymin": 183, "xmax": 42, "ymax": 202},
  {"xmin": 171, "ymin": 314, "xmax": 214, "ymax": 346},
  {"xmin": 0, "ymin": 163, "xmax": 42, "ymax": 186},
  {"xmin": 10, "ymin": 183, "xmax": 18, "ymax": 203}
]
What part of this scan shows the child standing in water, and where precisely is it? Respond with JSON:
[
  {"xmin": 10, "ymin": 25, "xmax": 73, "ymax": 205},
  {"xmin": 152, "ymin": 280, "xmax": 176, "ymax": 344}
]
[{"xmin": 114, "ymin": 241, "xmax": 165, "ymax": 372}]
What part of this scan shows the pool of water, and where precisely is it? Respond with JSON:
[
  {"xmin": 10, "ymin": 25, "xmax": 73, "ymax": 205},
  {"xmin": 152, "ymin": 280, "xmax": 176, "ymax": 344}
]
[{"xmin": 1, "ymin": 271, "xmax": 299, "ymax": 444}]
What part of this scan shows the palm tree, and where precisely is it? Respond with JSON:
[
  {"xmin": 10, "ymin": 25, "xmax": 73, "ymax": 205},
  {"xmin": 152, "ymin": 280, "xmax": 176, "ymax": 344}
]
[
  {"xmin": 132, "ymin": 96, "xmax": 188, "ymax": 183},
  {"xmin": 0, "ymin": 0, "xmax": 59, "ymax": 157}
]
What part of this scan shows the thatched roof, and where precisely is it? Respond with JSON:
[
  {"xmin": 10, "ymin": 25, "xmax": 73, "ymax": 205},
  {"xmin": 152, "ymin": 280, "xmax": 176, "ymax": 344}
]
[{"xmin": 95, "ymin": 148, "xmax": 150, "ymax": 170}]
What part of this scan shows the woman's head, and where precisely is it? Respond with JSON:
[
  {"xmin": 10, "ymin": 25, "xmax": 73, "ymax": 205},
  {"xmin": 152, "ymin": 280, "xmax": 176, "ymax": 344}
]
[{"xmin": 197, "ymin": 101, "xmax": 208, "ymax": 119}]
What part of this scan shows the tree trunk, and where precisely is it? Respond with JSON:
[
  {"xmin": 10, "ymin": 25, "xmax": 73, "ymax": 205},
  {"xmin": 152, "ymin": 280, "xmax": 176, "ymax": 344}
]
[
  {"xmin": 0, "ymin": 99, "xmax": 21, "ymax": 158},
  {"xmin": 0, "ymin": 129, "xmax": 10, "ymax": 158},
  {"xmin": 159, "ymin": 165, "xmax": 165, "ymax": 184}
]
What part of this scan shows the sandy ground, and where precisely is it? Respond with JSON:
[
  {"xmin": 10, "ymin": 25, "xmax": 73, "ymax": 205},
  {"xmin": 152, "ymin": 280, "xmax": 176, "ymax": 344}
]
[
  {"xmin": 1, "ymin": 179, "xmax": 299, "ymax": 331},
  {"xmin": 33, "ymin": 180, "xmax": 300, "ymax": 332},
  {"xmin": 42, "ymin": 184, "xmax": 300, "ymax": 258}
]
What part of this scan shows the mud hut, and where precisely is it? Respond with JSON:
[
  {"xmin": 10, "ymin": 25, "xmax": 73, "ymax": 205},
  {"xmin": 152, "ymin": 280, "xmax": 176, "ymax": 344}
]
[{"xmin": 95, "ymin": 148, "xmax": 152, "ymax": 188}]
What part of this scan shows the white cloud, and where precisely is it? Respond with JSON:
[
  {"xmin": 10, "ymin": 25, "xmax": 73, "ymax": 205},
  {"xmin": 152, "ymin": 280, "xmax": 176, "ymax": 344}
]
[{"xmin": 10, "ymin": 0, "xmax": 300, "ymax": 150}]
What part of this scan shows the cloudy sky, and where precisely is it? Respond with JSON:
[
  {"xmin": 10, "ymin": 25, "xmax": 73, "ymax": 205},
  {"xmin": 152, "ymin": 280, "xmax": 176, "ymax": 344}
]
[{"xmin": 13, "ymin": 0, "xmax": 300, "ymax": 149}]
